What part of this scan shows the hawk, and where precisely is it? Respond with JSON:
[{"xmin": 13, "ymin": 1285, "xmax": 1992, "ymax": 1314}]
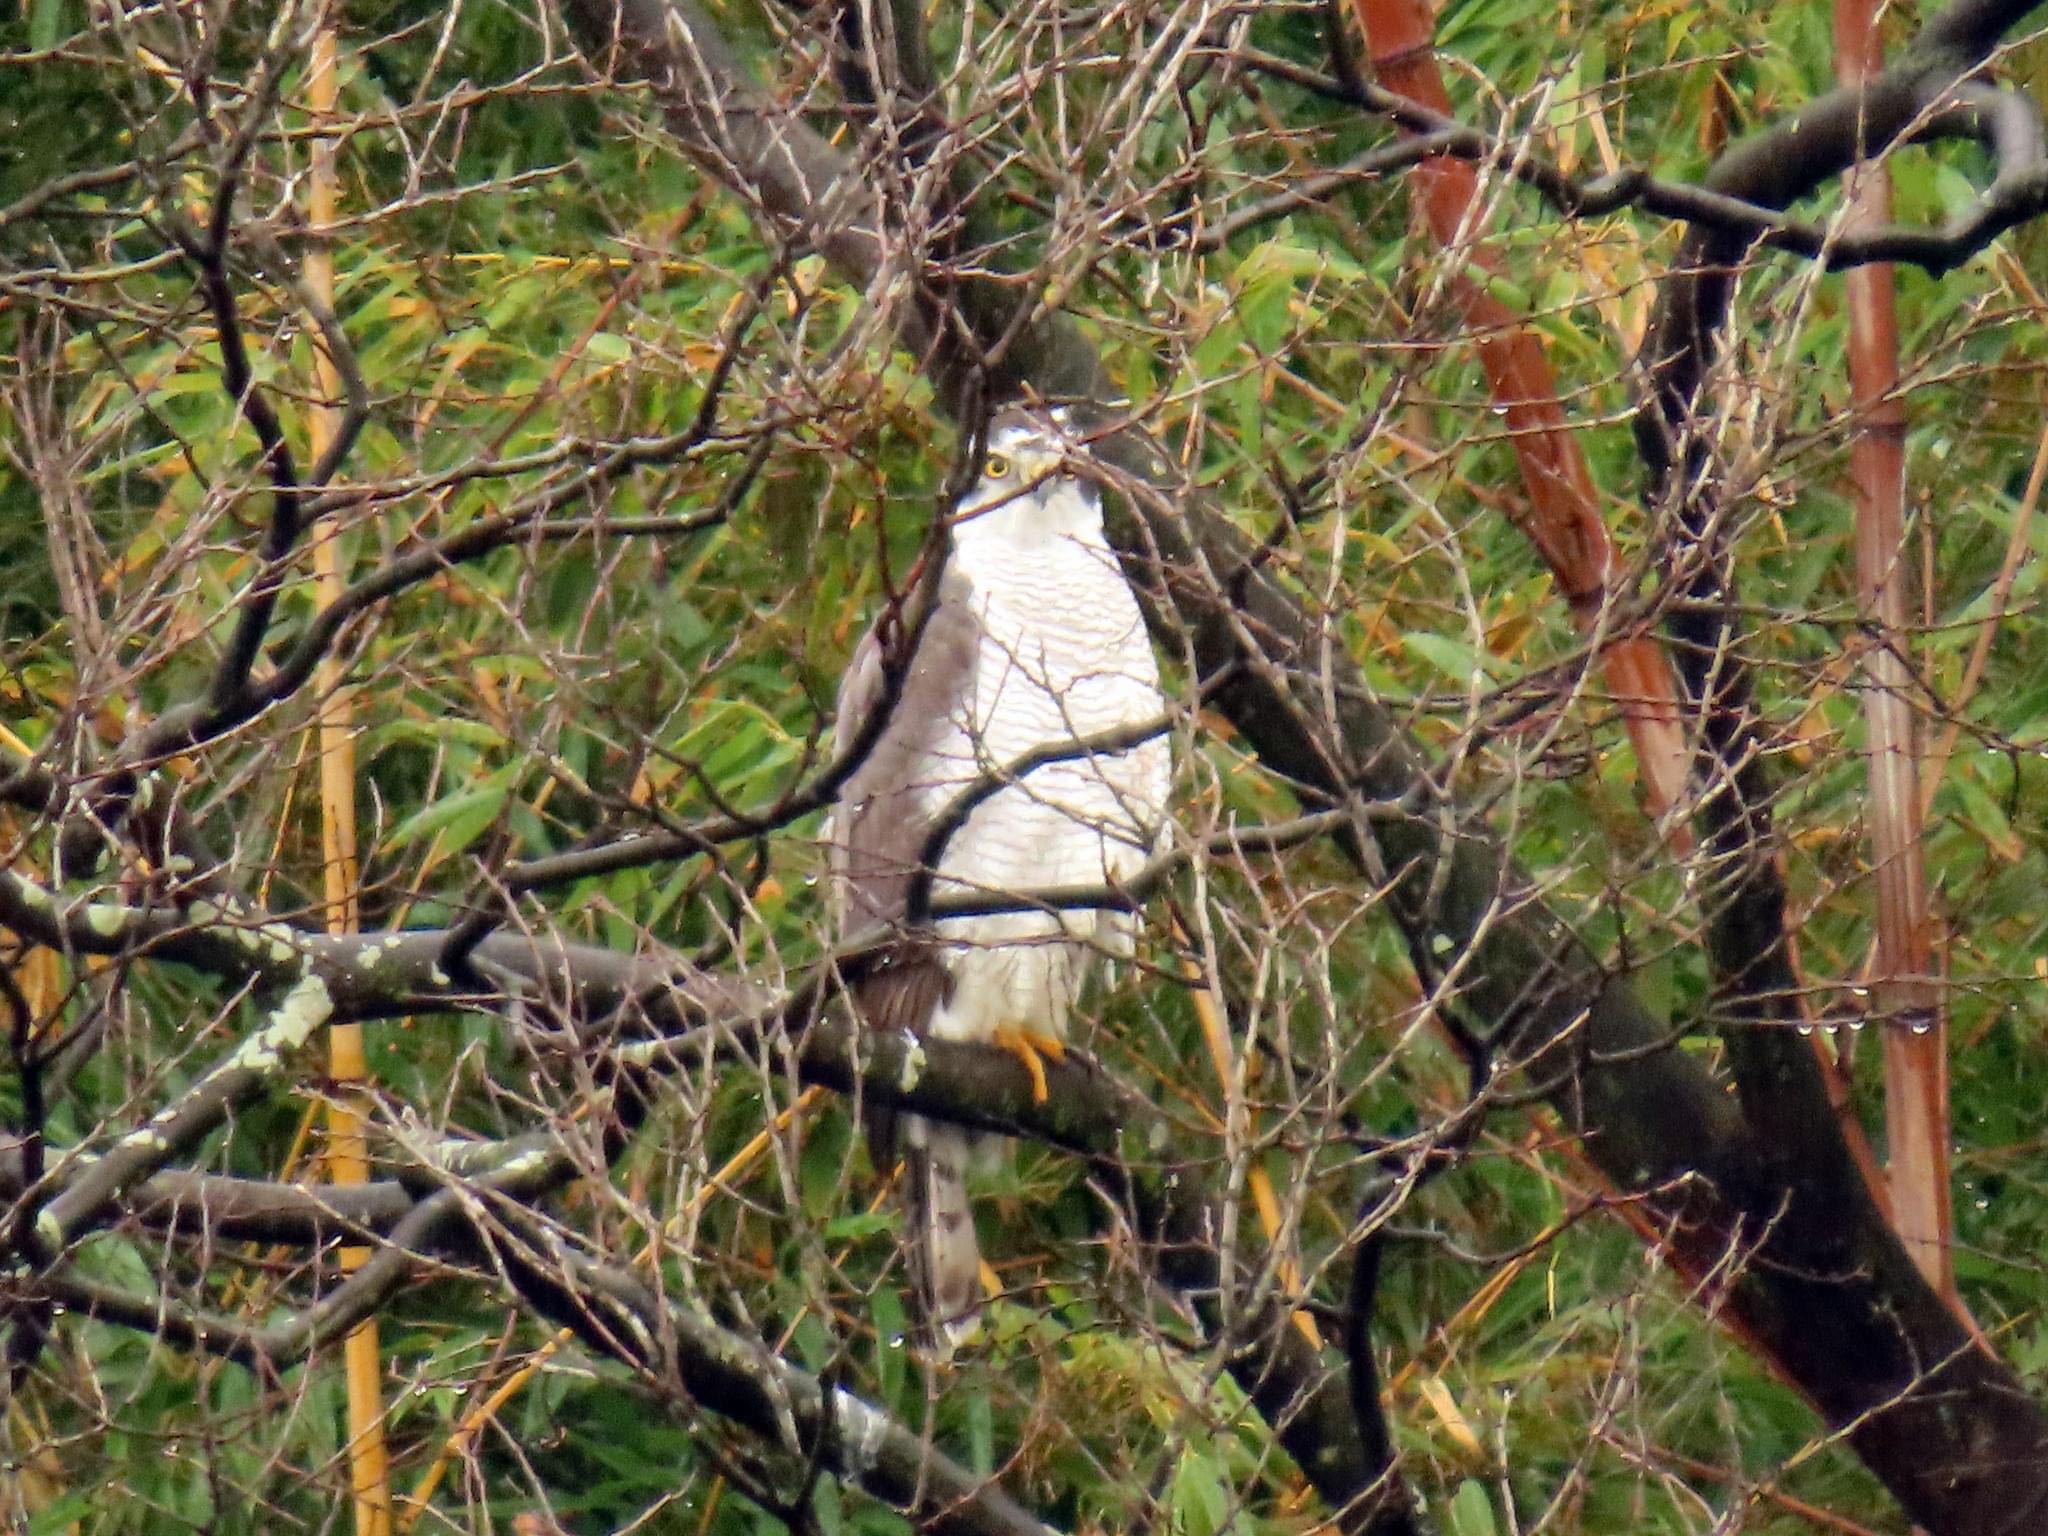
[{"xmin": 825, "ymin": 406, "xmax": 1172, "ymax": 1348}]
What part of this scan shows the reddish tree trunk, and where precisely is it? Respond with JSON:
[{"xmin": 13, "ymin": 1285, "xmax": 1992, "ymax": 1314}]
[
  {"xmin": 1352, "ymin": 0, "xmax": 1690, "ymax": 819},
  {"xmin": 1835, "ymin": 0, "xmax": 1955, "ymax": 1308}
]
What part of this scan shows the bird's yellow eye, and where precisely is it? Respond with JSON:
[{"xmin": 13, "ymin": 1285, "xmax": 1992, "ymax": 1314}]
[{"xmin": 984, "ymin": 452, "xmax": 1013, "ymax": 479}]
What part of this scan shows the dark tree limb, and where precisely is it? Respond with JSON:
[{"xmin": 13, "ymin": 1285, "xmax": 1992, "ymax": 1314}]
[
  {"xmin": 1618, "ymin": 6, "xmax": 2048, "ymax": 1531},
  {"xmin": 1231, "ymin": 38, "xmax": 2048, "ymax": 272},
  {"xmin": 0, "ymin": 842, "xmax": 1400, "ymax": 1530},
  {"xmin": 553, "ymin": 0, "xmax": 2048, "ymax": 1529},
  {"xmin": 8, "ymin": 1217, "xmax": 1066, "ymax": 1536},
  {"xmin": 173, "ymin": 212, "xmax": 306, "ymax": 717},
  {"xmin": 1641, "ymin": 1, "xmax": 2048, "ymax": 491}
]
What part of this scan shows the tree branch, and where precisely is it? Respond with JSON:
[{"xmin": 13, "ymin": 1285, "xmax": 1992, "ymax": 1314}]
[
  {"xmin": 2, "ymin": 844, "xmax": 1399, "ymax": 1529},
  {"xmin": 555, "ymin": 0, "xmax": 2048, "ymax": 1527},
  {"xmin": 11, "ymin": 1209, "xmax": 1066, "ymax": 1536},
  {"xmin": 1231, "ymin": 40, "xmax": 2048, "ymax": 273},
  {"xmin": 1621, "ymin": 0, "xmax": 2048, "ymax": 1528}
]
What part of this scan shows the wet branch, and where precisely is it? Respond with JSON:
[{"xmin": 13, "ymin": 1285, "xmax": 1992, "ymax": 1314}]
[{"xmin": 553, "ymin": 0, "xmax": 2048, "ymax": 1528}]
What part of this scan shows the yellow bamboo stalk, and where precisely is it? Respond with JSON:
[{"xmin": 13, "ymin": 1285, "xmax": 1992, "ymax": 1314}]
[
  {"xmin": 397, "ymin": 1336, "xmax": 566, "ymax": 1527},
  {"xmin": 305, "ymin": 25, "xmax": 392, "ymax": 1536},
  {"xmin": 1176, "ymin": 929, "xmax": 1322, "ymax": 1350}
]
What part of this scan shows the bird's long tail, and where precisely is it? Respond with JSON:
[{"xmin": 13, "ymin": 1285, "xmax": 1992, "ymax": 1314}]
[{"xmin": 900, "ymin": 1117, "xmax": 982, "ymax": 1353}]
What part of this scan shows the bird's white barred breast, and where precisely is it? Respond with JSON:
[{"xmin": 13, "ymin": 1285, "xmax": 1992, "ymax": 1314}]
[
  {"xmin": 918, "ymin": 520, "xmax": 1170, "ymax": 1047},
  {"xmin": 945, "ymin": 524, "xmax": 1167, "ymax": 848}
]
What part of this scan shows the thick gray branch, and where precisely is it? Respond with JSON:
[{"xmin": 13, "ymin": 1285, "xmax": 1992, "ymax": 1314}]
[{"xmin": 554, "ymin": 1, "xmax": 2048, "ymax": 1529}]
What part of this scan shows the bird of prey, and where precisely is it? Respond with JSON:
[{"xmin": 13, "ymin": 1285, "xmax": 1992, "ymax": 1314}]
[{"xmin": 824, "ymin": 406, "xmax": 1172, "ymax": 1348}]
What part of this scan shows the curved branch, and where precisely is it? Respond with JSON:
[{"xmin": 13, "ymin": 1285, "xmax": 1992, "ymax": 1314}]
[
  {"xmin": 18, "ymin": 1230, "xmax": 1065, "ymax": 1536},
  {"xmin": 1231, "ymin": 37, "xmax": 2048, "ymax": 272},
  {"xmin": 1, "ymin": 846, "xmax": 1395, "ymax": 1531},
  {"xmin": 555, "ymin": 0, "xmax": 2048, "ymax": 1527}
]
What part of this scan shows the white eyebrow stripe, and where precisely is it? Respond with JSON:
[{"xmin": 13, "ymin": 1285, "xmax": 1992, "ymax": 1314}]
[{"xmin": 988, "ymin": 424, "xmax": 1042, "ymax": 454}]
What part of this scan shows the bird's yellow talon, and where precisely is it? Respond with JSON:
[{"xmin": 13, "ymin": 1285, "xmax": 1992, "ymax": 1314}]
[{"xmin": 992, "ymin": 1026, "xmax": 1061, "ymax": 1103}]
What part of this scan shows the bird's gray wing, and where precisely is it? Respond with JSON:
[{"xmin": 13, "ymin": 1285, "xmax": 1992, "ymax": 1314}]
[
  {"xmin": 827, "ymin": 567, "xmax": 990, "ymax": 1350},
  {"xmin": 826, "ymin": 569, "xmax": 980, "ymax": 1044},
  {"xmin": 827, "ymin": 565, "xmax": 982, "ymax": 947}
]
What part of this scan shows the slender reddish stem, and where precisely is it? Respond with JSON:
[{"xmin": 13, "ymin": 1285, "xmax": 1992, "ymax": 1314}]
[
  {"xmin": 1350, "ymin": 0, "xmax": 1690, "ymax": 820},
  {"xmin": 1354, "ymin": 0, "xmax": 1901, "ymax": 1278},
  {"xmin": 1835, "ymin": 0, "xmax": 1954, "ymax": 1307}
]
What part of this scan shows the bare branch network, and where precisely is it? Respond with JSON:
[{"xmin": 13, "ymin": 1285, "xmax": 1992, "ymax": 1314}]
[{"xmin": 4, "ymin": 0, "xmax": 2048, "ymax": 1533}]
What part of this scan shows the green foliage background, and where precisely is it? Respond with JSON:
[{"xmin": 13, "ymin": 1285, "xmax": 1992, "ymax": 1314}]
[{"xmin": 3, "ymin": 0, "xmax": 2046, "ymax": 1532}]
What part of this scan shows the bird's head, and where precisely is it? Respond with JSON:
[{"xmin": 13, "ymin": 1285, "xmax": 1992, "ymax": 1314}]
[{"xmin": 953, "ymin": 406, "xmax": 1103, "ymax": 544}]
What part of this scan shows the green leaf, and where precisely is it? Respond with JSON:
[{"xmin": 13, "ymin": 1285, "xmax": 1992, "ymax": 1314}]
[
  {"xmin": 384, "ymin": 766, "xmax": 515, "ymax": 854},
  {"xmin": 29, "ymin": 0, "xmax": 69, "ymax": 51},
  {"xmin": 1473, "ymin": 267, "xmax": 1536, "ymax": 314},
  {"xmin": 1403, "ymin": 631, "xmax": 1493, "ymax": 684},
  {"xmin": 966, "ymin": 1386, "xmax": 994, "ymax": 1476},
  {"xmin": 1949, "ymin": 771, "xmax": 2022, "ymax": 861},
  {"xmin": 812, "ymin": 1480, "xmax": 845, "ymax": 1536},
  {"xmin": 1168, "ymin": 1449, "xmax": 1232, "ymax": 1536},
  {"xmin": 823, "ymin": 1211, "xmax": 895, "ymax": 1243},
  {"xmin": 28, "ymin": 1490, "xmax": 93, "ymax": 1534},
  {"xmin": 1447, "ymin": 1480, "xmax": 1499, "ymax": 1536},
  {"xmin": 872, "ymin": 1286, "xmax": 909, "ymax": 1403}
]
